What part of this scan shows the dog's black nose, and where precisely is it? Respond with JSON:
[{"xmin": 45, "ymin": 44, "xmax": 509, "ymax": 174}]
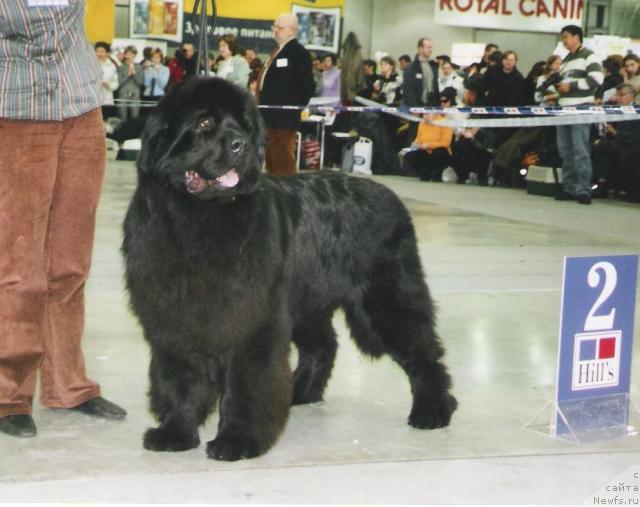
[{"xmin": 230, "ymin": 139, "xmax": 243, "ymax": 153}]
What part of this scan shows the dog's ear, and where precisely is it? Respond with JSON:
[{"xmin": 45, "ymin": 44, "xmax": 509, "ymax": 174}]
[{"xmin": 137, "ymin": 109, "xmax": 168, "ymax": 174}]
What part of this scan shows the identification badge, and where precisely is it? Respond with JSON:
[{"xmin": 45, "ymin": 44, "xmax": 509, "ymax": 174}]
[
  {"xmin": 415, "ymin": 73, "xmax": 423, "ymax": 79},
  {"xmin": 276, "ymin": 58, "xmax": 288, "ymax": 68},
  {"xmin": 29, "ymin": 0, "xmax": 69, "ymax": 5}
]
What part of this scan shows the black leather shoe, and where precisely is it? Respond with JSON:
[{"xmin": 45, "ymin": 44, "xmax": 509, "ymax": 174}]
[
  {"xmin": 72, "ymin": 397, "xmax": 127, "ymax": 420},
  {"xmin": 577, "ymin": 194, "xmax": 592, "ymax": 205},
  {"xmin": 0, "ymin": 414, "xmax": 37, "ymax": 438},
  {"xmin": 554, "ymin": 189, "xmax": 575, "ymax": 201}
]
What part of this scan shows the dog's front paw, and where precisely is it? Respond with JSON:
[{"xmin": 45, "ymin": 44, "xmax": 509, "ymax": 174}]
[
  {"xmin": 408, "ymin": 394, "xmax": 458, "ymax": 429},
  {"xmin": 143, "ymin": 426, "xmax": 200, "ymax": 452},
  {"xmin": 206, "ymin": 435, "xmax": 261, "ymax": 461}
]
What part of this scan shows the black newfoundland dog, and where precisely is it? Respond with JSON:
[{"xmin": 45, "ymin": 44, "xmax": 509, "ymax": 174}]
[{"xmin": 122, "ymin": 77, "xmax": 457, "ymax": 461}]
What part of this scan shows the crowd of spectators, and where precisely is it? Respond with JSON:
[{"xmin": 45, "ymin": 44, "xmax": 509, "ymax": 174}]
[{"xmin": 94, "ymin": 27, "xmax": 640, "ymax": 204}]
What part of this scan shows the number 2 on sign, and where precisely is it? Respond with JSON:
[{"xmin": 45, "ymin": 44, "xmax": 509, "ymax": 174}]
[{"xmin": 584, "ymin": 262, "xmax": 617, "ymax": 331}]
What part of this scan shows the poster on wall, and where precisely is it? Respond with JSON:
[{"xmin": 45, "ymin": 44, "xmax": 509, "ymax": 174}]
[
  {"xmin": 182, "ymin": 16, "xmax": 276, "ymax": 54},
  {"xmin": 292, "ymin": 4, "xmax": 341, "ymax": 54},
  {"xmin": 435, "ymin": 0, "xmax": 583, "ymax": 33},
  {"xmin": 130, "ymin": 0, "xmax": 183, "ymax": 42}
]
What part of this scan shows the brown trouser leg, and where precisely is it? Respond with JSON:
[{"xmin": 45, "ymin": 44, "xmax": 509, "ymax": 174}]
[
  {"xmin": 265, "ymin": 128, "xmax": 297, "ymax": 175},
  {"xmin": 0, "ymin": 109, "xmax": 105, "ymax": 417}
]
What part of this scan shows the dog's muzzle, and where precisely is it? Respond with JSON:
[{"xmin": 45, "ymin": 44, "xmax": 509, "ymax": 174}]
[{"xmin": 184, "ymin": 169, "xmax": 239, "ymax": 194}]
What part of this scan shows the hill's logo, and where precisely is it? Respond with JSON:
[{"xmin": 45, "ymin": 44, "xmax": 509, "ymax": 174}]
[{"xmin": 572, "ymin": 331, "xmax": 621, "ymax": 391}]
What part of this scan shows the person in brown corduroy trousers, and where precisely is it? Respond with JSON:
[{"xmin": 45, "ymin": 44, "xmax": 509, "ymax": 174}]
[
  {"xmin": 258, "ymin": 13, "xmax": 315, "ymax": 175},
  {"xmin": 0, "ymin": 1, "xmax": 126, "ymax": 439}
]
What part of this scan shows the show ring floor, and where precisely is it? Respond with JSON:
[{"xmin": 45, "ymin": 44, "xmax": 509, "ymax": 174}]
[{"xmin": 1, "ymin": 162, "xmax": 639, "ymax": 504}]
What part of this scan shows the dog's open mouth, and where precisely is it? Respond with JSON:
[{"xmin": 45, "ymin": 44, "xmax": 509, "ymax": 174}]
[{"xmin": 185, "ymin": 169, "xmax": 239, "ymax": 194}]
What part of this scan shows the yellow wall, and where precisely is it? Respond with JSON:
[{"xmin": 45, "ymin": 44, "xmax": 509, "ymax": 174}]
[
  {"xmin": 184, "ymin": 0, "xmax": 344, "ymax": 18},
  {"xmin": 85, "ymin": 0, "xmax": 116, "ymax": 43},
  {"xmin": 83, "ymin": 1, "xmax": 345, "ymax": 44}
]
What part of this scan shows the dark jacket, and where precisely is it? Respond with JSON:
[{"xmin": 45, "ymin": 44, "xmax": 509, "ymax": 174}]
[
  {"xmin": 259, "ymin": 39, "xmax": 315, "ymax": 130},
  {"xmin": 484, "ymin": 66, "xmax": 527, "ymax": 107},
  {"xmin": 402, "ymin": 56, "xmax": 439, "ymax": 107},
  {"xmin": 615, "ymin": 120, "xmax": 640, "ymax": 147},
  {"xmin": 596, "ymin": 73, "xmax": 623, "ymax": 101}
]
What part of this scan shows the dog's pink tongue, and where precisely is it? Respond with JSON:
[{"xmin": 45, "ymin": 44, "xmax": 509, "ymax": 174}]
[
  {"xmin": 217, "ymin": 169, "xmax": 239, "ymax": 188},
  {"xmin": 185, "ymin": 171, "xmax": 207, "ymax": 194}
]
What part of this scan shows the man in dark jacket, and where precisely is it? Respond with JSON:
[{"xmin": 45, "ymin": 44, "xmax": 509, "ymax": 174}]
[
  {"xmin": 484, "ymin": 51, "xmax": 526, "ymax": 107},
  {"xmin": 259, "ymin": 13, "xmax": 315, "ymax": 175},
  {"xmin": 166, "ymin": 43, "xmax": 198, "ymax": 88},
  {"xmin": 483, "ymin": 51, "xmax": 535, "ymax": 186},
  {"xmin": 402, "ymin": 37, "xmax": 439, "ymax": 107}
]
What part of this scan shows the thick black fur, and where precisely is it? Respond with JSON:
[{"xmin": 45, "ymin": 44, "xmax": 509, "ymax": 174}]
[{"xmin": 122, "ymin": 77, "xmax": 457, "ymax": 461}]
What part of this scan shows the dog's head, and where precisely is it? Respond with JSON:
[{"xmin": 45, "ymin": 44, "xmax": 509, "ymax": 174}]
[{"xmin": 137, "ymin": 77, "xmax": 265, "ymax": 201}]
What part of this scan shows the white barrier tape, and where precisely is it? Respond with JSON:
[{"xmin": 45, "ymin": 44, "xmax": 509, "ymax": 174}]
[
  {"xmin": 354, "ymin": 96, "xmax": 640, "ymax": 127},
  {"xmin": 353, "ymin": 96, "xmax": 418, "ymax": 123},
  {"xmin": 430, "ymin": 113, "xmax": 640, "ymax": 128},
  {"xmin": 112, "ymin": 97, "xmax": 640, "ymax": 127},
  {"xmin": 309, "ymin": 96, "xmax": 341, "ymax": 106}
]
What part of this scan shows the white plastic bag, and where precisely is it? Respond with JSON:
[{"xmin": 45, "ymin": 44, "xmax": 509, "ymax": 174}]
[
  {"xmin": 352, "ymin": 137, "xmax": 373, "ymax": 176},
  {"xmin": 442, "ymin": 166, "xmax": 458, "ymax": 184}
]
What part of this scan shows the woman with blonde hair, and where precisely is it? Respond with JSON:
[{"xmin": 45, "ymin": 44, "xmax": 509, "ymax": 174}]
[{"xmin": 143, "ymin": 48, "xmax": 170, "ymax": 101}]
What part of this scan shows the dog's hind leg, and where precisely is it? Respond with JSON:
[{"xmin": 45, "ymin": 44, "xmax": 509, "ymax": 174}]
[
  {"xmin": 291, "ymin": 311, "xmax": 338, "ymax": 405},
  {"xmin": 346, "ymin": 258, "xmax": 457, "ymax": 430},
  {"xmin": 143, "ymin": 350, "xmax": 220, "ymax": 452},
  {"xmin": 206, "ymin": 321, "xmax": 292, "ymax": 461}
]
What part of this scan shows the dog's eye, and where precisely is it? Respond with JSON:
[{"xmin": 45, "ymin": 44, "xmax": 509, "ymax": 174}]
[
  {"xmin": 230, "ymin": 139, "xmax": 243, "ymax": 153},
  {"xmin": 197, "ymin": 118, "xmax": 213, "ymax": 129}
]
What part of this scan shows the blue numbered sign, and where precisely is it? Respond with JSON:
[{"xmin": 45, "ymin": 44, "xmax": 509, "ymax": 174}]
[{"xmin": 555, "ymin": 255, "xmax": 638, "ymax": 438}]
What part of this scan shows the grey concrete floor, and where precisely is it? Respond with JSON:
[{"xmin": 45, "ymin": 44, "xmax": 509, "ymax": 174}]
[{"xmin": 1, "ymin": 161, "xmax": 639, "ymax": 504}]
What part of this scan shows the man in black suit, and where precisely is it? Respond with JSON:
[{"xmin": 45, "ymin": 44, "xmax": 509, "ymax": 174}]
[{"xmin": 259, "ymin": 13, "xmax": 315, "ymax": 175}]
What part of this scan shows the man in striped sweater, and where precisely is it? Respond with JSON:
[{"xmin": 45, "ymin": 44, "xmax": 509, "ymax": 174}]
[{"xmin": 554, "ymin": 25, "xmax": 604, "ymax": 205}]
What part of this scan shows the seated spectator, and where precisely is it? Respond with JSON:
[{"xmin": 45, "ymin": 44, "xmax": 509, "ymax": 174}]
[
  {"xmin": 94, "ymin": 41, "xmax": 119, "ymax": 119},
  {"xmin": 117, "ymin": 45, "xmax": 144, "ymax": 120},
  {"xmin": 143, "ymin": 48, "xmax": 170, "ymax": 101},
  {"xmin": 216, "ymin": 34, "xmax": 251, "ymax": 88},
  {"xmin": 450, "ymin": 83, "xmax": 495, "ymax": 185},
  {"xmin": 372, "ymin": 56, "xmax": 403, "ymax": 105},
  {"xmin": 596, "ymin": 55, "xmax": 623, "ymax": 103},
  {"xmin": 621, "ymin": 54, "xmax": 640, "ymax": 104},
  {"xmin": 402, "ymin": 89, "xmax": 455, "ymax": 181},
  {"xmin": 398, "ymin": 54, "xmax": 411, "ymax": 72},
  {"xmin": 591, "ymin": 83, "xmax": 640, "ymax": 201},
  {"xmin": 361, "ymin": 59, "xmax": 379, "ymax": 99},
  {"xmin": 438, "ymin": 60, "xmax": 464, "ymax": 104},
  {"xmin": 321, "ymin": 53, "xmax": 341, "ymax": 104},
  {"xmin": 535, "ymin": 55, "xmax": 562, "ymax": 105}
]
